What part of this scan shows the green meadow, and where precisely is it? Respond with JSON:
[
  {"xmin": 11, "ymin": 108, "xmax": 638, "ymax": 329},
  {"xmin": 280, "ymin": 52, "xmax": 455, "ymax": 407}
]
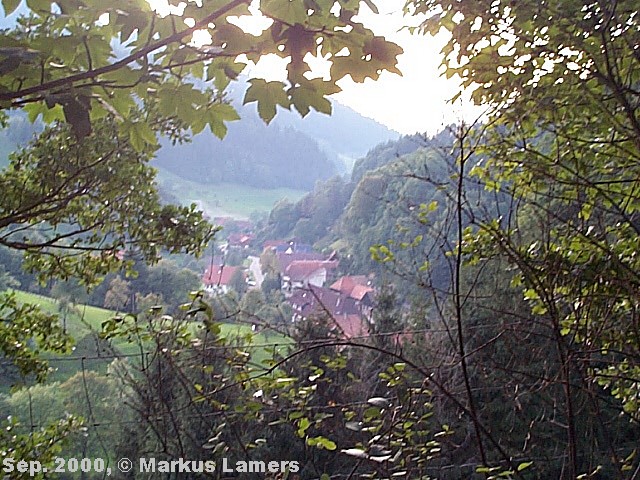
[
  {"xmin": 10, "ymin": 291, "xmax": 293, "ymax": 384},
  {"xmin": 155, "ymin": 168, "xmax": 307, "ymax": 219}
]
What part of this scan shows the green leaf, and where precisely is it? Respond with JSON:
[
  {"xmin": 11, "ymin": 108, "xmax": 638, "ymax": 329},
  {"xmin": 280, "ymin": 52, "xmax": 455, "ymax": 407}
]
[
  {"xmin": 23, "ymin": 102, "xmax": 64, "ymax": 123},
  {"xmin": 206, "ymin": 102, "xmax": 240, "ymax": 139},
  {"xmin": 296, "ymin": 417, "xmax": 310, "ymax": 437},
  {"xmin": 289, "ymin": 79, "xmax": 340, "ymax": 117},
  {"xmin": 26, "ymin": 0, "xmax": 50, "ymax": 13},
  {"xmin": 126, "ymin": 121, "xmax": 157, "ymax": 152},
  {"xmin": 262, "ymin": 0, "xmax": 307, "ymax": 23},
  {"xmin": 518, "ymin": 462, "xmax": 533, "ymax": 471},
  {"xmin": 211, "ymin": 23, "xmax": 253, "ymax": 55},
  {"xmin": 331, "ymin": 53, "xmax": 374, "ymax": 83},
  {"xmin": 115, "ymin": 8, "xmax": 149, "ymax": 43},
  {"xmin": 243, "ymin": 78, "xmax": 291, "ymax": 124},
  {"xmin": 308, "ymin": 436, "xmax": 337, "ymax": 450}
]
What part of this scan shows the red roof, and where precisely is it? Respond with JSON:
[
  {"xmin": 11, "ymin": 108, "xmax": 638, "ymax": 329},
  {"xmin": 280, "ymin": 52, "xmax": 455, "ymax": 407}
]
[
  {"xmin": 228, "ymin": 233, "xmax": 254, "ymax": 246},
  {"xmin": 330, "ymin": 276, "xmax": 373, "ymax": 300},
  {"xmin": 350, "ymin": 284, "xmax": 374, "ymax": 301},
  {"xmin": 202, "ymin": 265, "xmax": 239, "ymax": 286},
  {"xmin": 285, "ymin": 260, "xmax": 339, "ymax": 281},
  {"xmin": 332, "ymin": 314, "xmax": 367, "ymax": 339},
  {"xmin": 264, "ymin": 240, "xmax": 289, "ymax": 249},
  {"xmin": 277, "ymin": 252, "xmax": 327, "ymax": 272}
]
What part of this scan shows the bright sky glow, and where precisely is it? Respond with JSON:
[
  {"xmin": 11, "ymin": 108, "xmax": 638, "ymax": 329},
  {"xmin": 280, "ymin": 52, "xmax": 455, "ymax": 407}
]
[
  {"xmin": 148, "ymin": 0, "xmax": 482, "ymax": 135},
  {"xmin": 334, "ymin": 1, "xmax": 482, "ymax": 135}
]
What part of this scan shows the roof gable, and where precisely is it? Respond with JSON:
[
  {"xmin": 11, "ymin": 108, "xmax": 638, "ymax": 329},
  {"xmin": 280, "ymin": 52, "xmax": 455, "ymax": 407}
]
[
  {"xmin": 285, "ymin": 260, "xmax": 339, "ymax": 281},
  {"xmin": 202, "ymin": 265, "xmax": 239, "ymax": 286}
]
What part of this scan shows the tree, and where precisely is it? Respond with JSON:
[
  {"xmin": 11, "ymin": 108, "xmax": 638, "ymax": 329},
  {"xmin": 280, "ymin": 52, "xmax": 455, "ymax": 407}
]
[
  {"xmin": 0, "ymin": 0, "xmax": 407, "ymax": 466},
  {"xmin": 259, "ymin": 248, "xmax": 280, "ymax": 277},
  {"xmin": 0, "ymin": 116, "xmax": 212, "ymax": 395},
  {"xmin": 50, "ymin": 279, "xmax": 88, "ymax": 329},
  {"xmin": 0, "ymin": 263, "xmax": 18, "ymax": 291},
  {"xmin": 261, "ymin": 273, "xmax": 281, "ymax": 295},
  {"xmin": 50, "ymin": 279, "xmax": 88, "ymax": 307},
  {"xmin": 403, "ymin": 0, "xmax": 640, "ymax": 475},
  {"xmin": 144, "ymin": 259, "xmax": 201, "ymax": 311},
  {"xmin": 228, "ymin": 268, "xmax": 247, "ymax": 296},
  {"xmin": 5, "ymin": 371, "xmax": 124, "ymax": 459},
  {"xmin": 0, "ymin": 0, "xmax": 403, "ymax": 147},
  {"xmin": 238, "ymin": 289, "xmax": 265, "ymax": 322},
  {"xmin": 0, "ymin": 118, "xmax": 214, "ymax": 285},
  {"xmin": 103, "ymin": 277, "xmax": 131, "ymax": 311}
]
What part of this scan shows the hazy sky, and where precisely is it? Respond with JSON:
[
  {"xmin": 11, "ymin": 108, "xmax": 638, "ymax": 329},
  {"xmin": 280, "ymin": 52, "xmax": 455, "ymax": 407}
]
[
  {"xmin": 332, "ymin": 1, "xmax": 481, "ymax": 135},
  {"xmin": 151, "ymin": 0, "xmax": 481, "ymax": 136},
  {"xmin": 241, "ymin": 1, "xmax": 483, "ymax": 135},
  {"xmin": 0, "ymin": 0, "xmax": 481, "ymax": 135}
]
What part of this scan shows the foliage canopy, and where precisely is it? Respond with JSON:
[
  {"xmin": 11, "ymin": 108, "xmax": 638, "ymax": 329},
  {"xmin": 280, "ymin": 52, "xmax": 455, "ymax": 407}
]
[{"xmin": 0, "ymin": 0, "xmax": 403, "ymax": 146}]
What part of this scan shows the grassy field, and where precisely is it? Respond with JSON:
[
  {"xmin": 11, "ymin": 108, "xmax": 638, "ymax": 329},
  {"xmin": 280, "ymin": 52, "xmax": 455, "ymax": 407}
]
[
  {"xmin": 155, "ymin": 167, "xmax": 307, "ymax": 219},
  {"xmin": 12, "ymin": 290, "xmax": 114, "ymax": 336},
  {"xmin": 10, "ymin": 290, "xmax": 292, "ymax": 383}
]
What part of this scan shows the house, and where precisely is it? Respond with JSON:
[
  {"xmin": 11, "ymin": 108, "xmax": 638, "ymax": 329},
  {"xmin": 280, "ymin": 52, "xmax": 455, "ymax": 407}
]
[
  {"xmin": 287, "ymin": 285, "xmax": 368, "ymax": 339},
  {"xmin": 263, "ymin": 240, "xmax": 315, "ymax": 255},
  {"xmin": 228, "ymin": 233, "xmax": 254, "ymax": 249},
  {"xmin": 330, "ymin": 275, "xmax": 368, "ymax": 293},
  {"xmin": 202, "ymin": 265, "xmax": 241, "ymax": 294},
  {"xmin": 333, "ymin": 313, "xmax": 368, "ymax": 339},
  {"xmin": 276, "ymin": 242, "xmax": 314, "ymax": 254},
  {"xmin": 283, "ymin": 260, "xmax": 339, "ymax": 290},
  {"xmin": 276, "ymin": 251, "xmax": 327, "ymax": 274},
  {"xmin": 288, "ymin": 285, "xmax": 359, "ymax": 321},
  {"xmin": 264, "ymin": 239, "xmax": 289, "ymax": 250},
  {"xmin": 330, "ymin": 275, "xmax": 375, "ymax": 317}
]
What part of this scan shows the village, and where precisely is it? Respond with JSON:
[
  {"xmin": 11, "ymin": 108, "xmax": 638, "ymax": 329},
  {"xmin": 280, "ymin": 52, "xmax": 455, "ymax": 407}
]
[{"xmin": 201, "ymin": 217, "xmax": 376, "ymax": 340}]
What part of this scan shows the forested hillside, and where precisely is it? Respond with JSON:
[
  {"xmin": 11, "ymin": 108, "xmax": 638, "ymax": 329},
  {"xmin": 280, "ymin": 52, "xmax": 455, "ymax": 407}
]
[
  {"xmin": 264, "ymin": 95, "xmax": 399, "ymax": 172},
  {"xmin": 153, "ymin": 102, "xmax": 337, "ymax": 190},
  {"xmin": 153, "ymin": 81, "xmax": 398, "ymax": 189},
  {"xmin": 259, "ymin": 128, "xmax": 462, "ymax": 276},
  {"xmin": 1, "ymin": 100, "xmax": 396, "ymax": 192}
]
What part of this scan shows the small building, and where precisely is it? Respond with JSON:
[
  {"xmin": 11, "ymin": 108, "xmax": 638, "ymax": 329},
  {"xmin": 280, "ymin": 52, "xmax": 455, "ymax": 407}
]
[
  {"xmin": 228, "ymin": 233, "xmax": 254, "ymax": 249},
  {"xmin": 202, "ymin": 265, "xmax": 241, "ymax": 294},
  {"xmin": 264, "ymin": 239, "xmax": 289, "ymax": 250},
  {"xmin": 283, "ymin": 260, "xmax": 339, "ymax": 290},
  {"xmin": 287, "ymin": 286, "xmax": 368, "ymax": 339},
  {"xmin": 330, "ymin": 275, "xmax": 375, "ymax": 317},
  {"xmin": 276, "ymin": 252, "xmax": 328, "ymax": 274}
]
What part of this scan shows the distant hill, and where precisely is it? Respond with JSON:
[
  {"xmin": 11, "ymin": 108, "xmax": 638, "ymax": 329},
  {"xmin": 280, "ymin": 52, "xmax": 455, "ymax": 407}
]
[
  {"xmin": 154, "ymin": 111, "xmax": 336, "ymax": 190},
  {"xmin": 154, "ymin": 79, "xmax": 399, "ymax": 189},
  {"xmin": 0, "ymin": 111, "xmax": 42, "ymax": 167},
  {"xmin": 351, "ymin": 129, "xmax": 455, "ymax": 183},
  {"xmin": 257, "ymin": 96, "xmax": 399, "ymax": 173},
  {"xmin": 226, "ymin": 80, "xmax": 399, "ymax": 172}
]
